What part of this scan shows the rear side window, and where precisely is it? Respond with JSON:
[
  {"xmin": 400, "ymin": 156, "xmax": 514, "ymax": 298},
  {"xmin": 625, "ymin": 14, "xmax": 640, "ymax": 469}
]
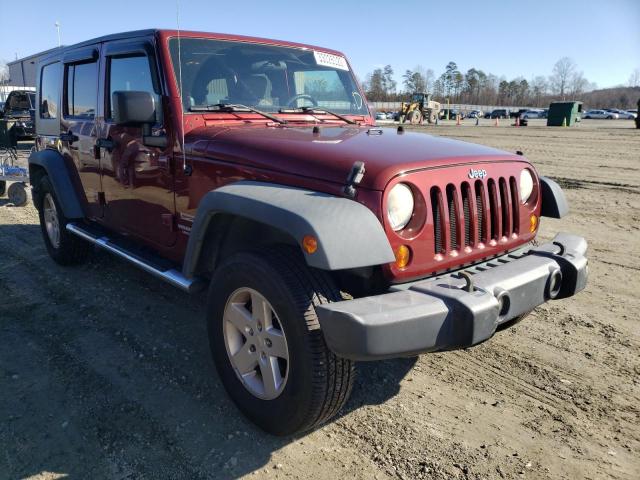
[
  {"xmin": 108, "ymin": 55, "xmax": 158, "ymax": 119},
  {"xmin": 65, "ymin": 61, "xmax": 98, "ymax": 118},
  {"xmin": 40, "ymin": 62, "xmax": 62, "ymax": 119}
]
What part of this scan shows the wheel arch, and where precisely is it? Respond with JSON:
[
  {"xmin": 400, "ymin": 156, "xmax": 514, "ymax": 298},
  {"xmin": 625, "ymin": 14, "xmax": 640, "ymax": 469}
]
[{"xmin": 183, "ymin": 181, "xmax": 395, "ymax": 278}]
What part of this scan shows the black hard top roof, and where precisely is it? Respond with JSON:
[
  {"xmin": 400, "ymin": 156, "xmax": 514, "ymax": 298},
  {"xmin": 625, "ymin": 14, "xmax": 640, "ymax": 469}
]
[{"xmin": 28, "ymin": 29, "xmax": 159, "ymax": 63}]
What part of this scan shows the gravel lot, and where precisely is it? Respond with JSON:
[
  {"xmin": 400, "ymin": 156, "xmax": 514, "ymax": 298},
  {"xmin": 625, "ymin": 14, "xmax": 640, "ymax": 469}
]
[{"xmin": 1, "ymin": 119, "xmax": 638, "ymax": 480}]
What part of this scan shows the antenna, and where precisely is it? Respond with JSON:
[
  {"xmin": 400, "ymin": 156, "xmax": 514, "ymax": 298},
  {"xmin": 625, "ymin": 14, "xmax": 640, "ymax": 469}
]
[
  {"xmin": 176, "ymin": 0, "xmax": 188, "ymax": 174},
  {"xmin": 54, "ymin": 21, "xmax": 61, "ymax": 47}
]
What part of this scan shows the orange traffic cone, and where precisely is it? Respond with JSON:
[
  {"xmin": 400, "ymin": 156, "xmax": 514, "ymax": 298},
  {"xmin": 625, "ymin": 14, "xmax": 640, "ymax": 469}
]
[
  {"xmin": 456, "ymin": 114, "xmax": 461, "ymax": 126},
  {"xmin": 494, "ymin": 116, "xmax": 499, "ymax": 127},
  {"xmin": 515, "ymin": 116, "xmax": 520, "ymax": 127}
]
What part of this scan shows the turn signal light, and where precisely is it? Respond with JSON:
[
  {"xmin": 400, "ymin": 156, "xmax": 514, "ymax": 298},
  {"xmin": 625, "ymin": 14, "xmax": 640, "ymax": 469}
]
[
  {"xmin": 529, "ymin": 214, "xmax": 538, "ymax": 233},
  {"xmin": 395, "ymin": 245, "xmax": 411, "ymax": 269},
  {"xmin": 302, "ymin": 235, "xmax": 318, "ymax": 254}
]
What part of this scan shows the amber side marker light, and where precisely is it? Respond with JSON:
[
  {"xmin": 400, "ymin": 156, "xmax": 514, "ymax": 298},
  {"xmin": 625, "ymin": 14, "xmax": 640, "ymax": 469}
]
[
  {"xmin": 395, "ymin": 245, "xmax": 411, "ymax": 269},
  {"xmin": 302, "ymin": 235, "xmax": 318, "ymax": 254},
  {"xmin": 529, "ymin": 214, "xmax": 538, "ymax": 233}
]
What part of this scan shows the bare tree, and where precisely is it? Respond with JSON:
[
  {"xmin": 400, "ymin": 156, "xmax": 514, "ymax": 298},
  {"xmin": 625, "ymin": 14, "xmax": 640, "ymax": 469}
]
[
  {"xmin": 569, "ymin": 71, "xmax": 589, "ymax": 98},
  {"xmin": 0, "ymin": 59, "xmax": 9, "ymax": 83},
  {"xmin": 549, "ymin": 57, "xmax": 576, "ymax": 100},
  {"xmin": 424, "ymin": 68, "xmax": 435, "ymax": 93},
  {"xmin": 531, "ymin": 76, "xmax": 548, "ymax": 106},
  {"xmin": 629, "ymin": 69, "xmax": 640, "ymax": 87}
]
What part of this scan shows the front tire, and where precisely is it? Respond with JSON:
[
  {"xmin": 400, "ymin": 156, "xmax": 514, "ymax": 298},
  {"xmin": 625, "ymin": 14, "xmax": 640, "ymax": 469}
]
[
  {"xmin": 206, "ymin": 247, "xmax": 355, "ymax": 436},
  {"xmin": 37, "ymin": 176, "xmax": 91, "ymax": 265},
  {"xmin": 407, "ymin": 110, "xmax": 422, "ymax": 124}
]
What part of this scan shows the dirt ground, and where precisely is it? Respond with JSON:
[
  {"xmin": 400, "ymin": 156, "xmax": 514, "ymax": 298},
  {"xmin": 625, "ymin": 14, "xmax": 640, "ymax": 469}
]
[{"xmin": 1, "ymin": 119, "xmax": 638, "ymax": 480}]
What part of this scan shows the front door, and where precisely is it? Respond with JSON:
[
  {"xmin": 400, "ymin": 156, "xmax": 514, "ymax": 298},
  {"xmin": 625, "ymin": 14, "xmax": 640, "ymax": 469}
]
[
  {"xmin": 61, "ymin": 47, "xmax": 102, "ymax": 218},
  {"xmin": 98, "ymin": 42, "xmax": 176, "ymax": 247}
]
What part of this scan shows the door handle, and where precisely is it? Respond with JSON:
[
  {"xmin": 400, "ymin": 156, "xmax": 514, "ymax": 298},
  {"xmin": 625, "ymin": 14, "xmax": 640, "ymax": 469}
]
[{"xmin": 60, "ymin": 131, "xmax": 79, "ymax": 144}]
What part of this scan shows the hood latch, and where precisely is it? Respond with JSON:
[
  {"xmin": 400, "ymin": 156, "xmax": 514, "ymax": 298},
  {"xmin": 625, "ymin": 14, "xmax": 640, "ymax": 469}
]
[{"xmin": 343, "ymin": 161, "xmax": 366, "ymax": 199}]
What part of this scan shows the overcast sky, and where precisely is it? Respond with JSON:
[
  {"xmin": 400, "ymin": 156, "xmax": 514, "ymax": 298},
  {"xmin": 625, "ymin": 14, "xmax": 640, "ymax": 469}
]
[{"xmin": 1, "ymin": 0, "xmax": 638, "ymax": 89}]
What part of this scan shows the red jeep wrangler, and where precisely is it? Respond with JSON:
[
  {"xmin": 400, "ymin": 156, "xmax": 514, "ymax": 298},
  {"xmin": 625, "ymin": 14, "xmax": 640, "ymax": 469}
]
[{"xmin": 29, "ymin": 29, "xmax": 588, "ymax": 435}]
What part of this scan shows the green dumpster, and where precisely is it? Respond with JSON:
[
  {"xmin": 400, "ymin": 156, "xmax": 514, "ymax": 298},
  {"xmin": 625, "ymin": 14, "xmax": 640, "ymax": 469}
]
[
  {"xmin": 0, "ymin": 120, "xmax": 17, "ymax": 148},
  {"xmin": 547, "ymin": 101, "xmax": 583, "ymax": 126}
]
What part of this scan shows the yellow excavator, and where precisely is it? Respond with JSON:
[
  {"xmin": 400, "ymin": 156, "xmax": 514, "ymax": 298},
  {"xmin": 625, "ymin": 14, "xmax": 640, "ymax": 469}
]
[{"xmin": 399, "ymin": 92, "xmax": 441, "ymax": 124}]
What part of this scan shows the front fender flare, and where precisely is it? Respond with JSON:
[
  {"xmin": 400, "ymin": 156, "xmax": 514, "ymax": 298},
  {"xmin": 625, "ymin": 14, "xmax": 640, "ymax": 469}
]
[
  {"xmin": 540, "ymin": 176, "xmax": 569, "ymax": 218},
  {"xmin": 183, "ymin": 181, "xmax": 395, "ymax": 276}
]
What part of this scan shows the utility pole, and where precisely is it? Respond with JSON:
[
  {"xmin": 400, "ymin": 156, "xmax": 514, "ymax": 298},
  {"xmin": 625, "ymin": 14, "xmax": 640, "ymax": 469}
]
[{"xmin": 55, "ymin": 21, "xmax": 61, "ymax": 47}]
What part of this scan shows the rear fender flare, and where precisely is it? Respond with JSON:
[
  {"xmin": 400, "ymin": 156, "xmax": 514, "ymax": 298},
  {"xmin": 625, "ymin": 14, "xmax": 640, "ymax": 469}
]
[
  {"xmin": 183, "ymin": 181, "xmax": 395, "ymax": 277},
  {"xmin": 28, "ymin": 148, "xmax": 85, "ymax": 219}
]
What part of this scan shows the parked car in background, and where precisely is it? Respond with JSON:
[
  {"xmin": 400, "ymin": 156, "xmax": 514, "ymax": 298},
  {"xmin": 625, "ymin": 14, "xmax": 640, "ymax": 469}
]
[
  {"xmin": 487, "ymin": 109, "xmax": 509, "ymax": 119},
  {"xmin": 583, "ymin": 109, "xmax": 618, "ymax": 119},
  {"xmin": 375, "ymin": 111, "xmax": 387, "ymax": 120},
  {"xmin": 605, "ymin": 109, "xmax": 636, "ymax": 119},
  {"xmin": 0, "ymin": 89, "xmax": 36, "ymax": 139},
  {"xmin": 539, "ymin": 109, "xmax": 549, "ymax": 119},
  {"xmin": 466, "ymin": 110, "xmax": 483, "ymax": 118},
  {"xmin": 510, "ymin": 109, "xmax": 528, "ymax": 118},
  {"xmin": 520, "ymin": 110, "xmax": 543, "ymax": 119},
  {"xmin": 439, "ymin": 109, "xmax": 464, "ymax": 120}
]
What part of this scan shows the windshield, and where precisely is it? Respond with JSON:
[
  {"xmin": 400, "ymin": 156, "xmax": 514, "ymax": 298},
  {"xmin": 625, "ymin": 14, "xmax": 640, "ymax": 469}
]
[{"xmin": 168, "ymin": 38, "xmax": 368, "ymax": 116}]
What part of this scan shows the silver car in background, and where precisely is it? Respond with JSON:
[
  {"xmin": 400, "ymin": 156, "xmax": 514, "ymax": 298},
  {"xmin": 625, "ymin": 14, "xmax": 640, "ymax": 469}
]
[{"xmin": 583, "ymin": 109, "xmax": 619, "ymax": 119}]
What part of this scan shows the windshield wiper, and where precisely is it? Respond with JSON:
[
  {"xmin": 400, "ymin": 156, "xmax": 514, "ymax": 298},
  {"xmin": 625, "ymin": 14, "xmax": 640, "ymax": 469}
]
[
  {"xmin": 189, "ymin": 103, "xmax": 287, "ymax": 124},
  {"xmin": 279, "ymin": 106, "xmax": 357, "ymax": 125}
]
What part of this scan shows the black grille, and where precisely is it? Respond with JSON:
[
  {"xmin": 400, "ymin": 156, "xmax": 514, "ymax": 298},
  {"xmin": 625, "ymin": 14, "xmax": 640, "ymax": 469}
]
[
  {"xmin": 462, "ymin": 183, "xmax": 471, "ymax": 247},
  {"xmin": 431, "ymin": 187, "xmax": 443, "ymax": 254},
  {"xmin": 446, "ymin": 184, "xmax": 458, "ymax": 251},
  {"xmin": 430, "ymin": 176, "xmax": 520, "ymax": 255},
  {"xmin": 475, "ymin": 181, "xmax": 485, "ymax": 243},
  {"xmin": 488, "ymin": 179, "xmax": 498, "ymax": 240}
]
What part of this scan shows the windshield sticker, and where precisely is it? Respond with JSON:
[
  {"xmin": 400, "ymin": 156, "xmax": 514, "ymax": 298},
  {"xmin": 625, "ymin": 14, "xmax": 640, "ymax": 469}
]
[{"xmin": 313, "ymin": 51, "xmax": 349, "ymax": 71}]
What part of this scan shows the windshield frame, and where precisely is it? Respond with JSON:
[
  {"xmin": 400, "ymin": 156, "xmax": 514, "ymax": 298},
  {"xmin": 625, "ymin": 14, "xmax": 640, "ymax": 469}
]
[{"xmin": 165, "ymin": 35, "xmax": 371, "ymax": 119}]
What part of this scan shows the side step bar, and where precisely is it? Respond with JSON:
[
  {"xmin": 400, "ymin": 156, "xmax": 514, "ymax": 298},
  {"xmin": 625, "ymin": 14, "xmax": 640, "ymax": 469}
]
[{"xmin": 66, "ymin": 223, "xmax": 203, "ymax": 293}]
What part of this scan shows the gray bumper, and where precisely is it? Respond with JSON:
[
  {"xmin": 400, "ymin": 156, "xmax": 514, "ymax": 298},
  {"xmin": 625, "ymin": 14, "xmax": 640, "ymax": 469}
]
[{"xmin": 316, "ymin": 233, "xmax": 588, "ymax": 360}]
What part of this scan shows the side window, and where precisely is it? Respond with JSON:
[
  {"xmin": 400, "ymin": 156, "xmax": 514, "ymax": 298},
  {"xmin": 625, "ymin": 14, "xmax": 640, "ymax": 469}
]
[
  {"xmin": 40, "ymin": 62, "xmax": 62, "ymax": 119},
  {"xmin": 65, "ymin": 61, "xmax": 98, "ymax": 118},
  {"xmin": 108, "ymin": 55, "xmax": 158, "ymax": 120}
]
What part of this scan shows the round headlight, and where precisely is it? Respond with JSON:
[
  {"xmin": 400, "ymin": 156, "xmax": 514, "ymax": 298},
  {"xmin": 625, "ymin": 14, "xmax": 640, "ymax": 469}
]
[
  {"xmin": 519, "ymin": 168, "xmax": 534, "ymax": 204},
  {"xmin": 387, "ymin": 183, "xmax": 414, "ymax": 231}
]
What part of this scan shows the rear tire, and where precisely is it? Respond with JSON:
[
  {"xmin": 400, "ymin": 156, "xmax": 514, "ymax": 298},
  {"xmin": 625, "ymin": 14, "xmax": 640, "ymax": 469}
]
[
  {"xmin": 37, "ymin": 176, "xmax": 91, "ymax": 265},
  {"xmin": 206, "ymin": 247, "xmax": 355, "ymax": 436}
]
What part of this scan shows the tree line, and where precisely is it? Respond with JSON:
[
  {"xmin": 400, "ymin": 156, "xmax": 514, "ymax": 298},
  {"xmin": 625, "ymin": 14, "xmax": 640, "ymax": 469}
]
[{"xmin": 362, "ymin": 58, "xmax": 640, "ymax": 109}]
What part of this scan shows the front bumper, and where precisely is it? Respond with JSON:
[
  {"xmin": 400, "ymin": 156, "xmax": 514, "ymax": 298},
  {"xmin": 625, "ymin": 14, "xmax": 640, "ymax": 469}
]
[{"xmin": 317, "ymin": 233, "xmax": 588, "ymax": 360}]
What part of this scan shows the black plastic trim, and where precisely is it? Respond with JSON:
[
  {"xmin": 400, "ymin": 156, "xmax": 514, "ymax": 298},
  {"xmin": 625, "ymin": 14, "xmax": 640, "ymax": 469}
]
[{"xmin": 540, "ymin": 176, "xmax": 569, "ymax": 218}]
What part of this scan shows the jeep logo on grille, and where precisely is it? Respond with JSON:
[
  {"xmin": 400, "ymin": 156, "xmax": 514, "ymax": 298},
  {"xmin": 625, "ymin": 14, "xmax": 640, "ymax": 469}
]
[{"xmin": 468, "ymin": 168, "xmax": 487, "ymax": 179}]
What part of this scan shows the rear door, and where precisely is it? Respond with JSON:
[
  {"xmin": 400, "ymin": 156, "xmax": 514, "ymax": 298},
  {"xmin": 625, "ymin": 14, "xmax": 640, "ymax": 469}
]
[
  {"xmin": 61, "ymin": 46, "xmax": 102, "ymax": 218},
  {"xmin": 98, "ymin": 39, "xmax": 176, "ymax": 247}
]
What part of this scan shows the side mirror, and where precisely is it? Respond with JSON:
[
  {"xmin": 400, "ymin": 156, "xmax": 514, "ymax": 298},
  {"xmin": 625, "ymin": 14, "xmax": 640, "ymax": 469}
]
[
  {"xmin": 112, "ymin": 90, "xmax": 167, "ymax": 148},
  {"xmin": 112, "ymin": 90, "xmax": 156, "ymax": 125}
]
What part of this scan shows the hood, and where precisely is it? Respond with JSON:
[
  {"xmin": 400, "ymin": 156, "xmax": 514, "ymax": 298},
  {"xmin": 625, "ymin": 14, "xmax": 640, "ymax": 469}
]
[{"xmin": 186, "ymin": 124, "xmax": 524, "ymax": 190}]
